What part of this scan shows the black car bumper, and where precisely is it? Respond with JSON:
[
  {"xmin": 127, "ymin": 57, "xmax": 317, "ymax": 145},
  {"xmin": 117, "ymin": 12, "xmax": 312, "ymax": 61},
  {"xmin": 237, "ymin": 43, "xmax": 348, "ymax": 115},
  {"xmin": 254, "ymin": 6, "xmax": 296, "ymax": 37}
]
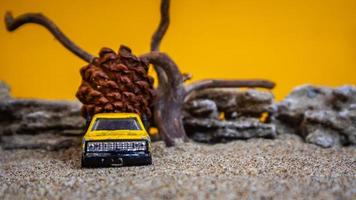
[{"xmin": 82, "ymin": 152, "xmax": 152, "ymax": 168}]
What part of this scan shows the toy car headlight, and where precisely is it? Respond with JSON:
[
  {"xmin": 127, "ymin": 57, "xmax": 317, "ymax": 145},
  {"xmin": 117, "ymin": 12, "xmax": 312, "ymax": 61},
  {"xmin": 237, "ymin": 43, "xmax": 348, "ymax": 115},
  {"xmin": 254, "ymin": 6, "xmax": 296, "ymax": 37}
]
[{"xmin": 86, "ymin": 141, "xmax": 147, "ymax": 152}]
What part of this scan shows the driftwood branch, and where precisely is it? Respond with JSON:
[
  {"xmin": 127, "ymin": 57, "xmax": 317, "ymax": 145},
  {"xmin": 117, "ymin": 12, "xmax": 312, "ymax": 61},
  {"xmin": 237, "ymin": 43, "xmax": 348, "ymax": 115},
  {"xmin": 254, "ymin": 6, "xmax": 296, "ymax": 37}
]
[
  {"xmin": 140, "ymin": 52, "xmax": 277, "ymax": 146},
  {"xmin": 185, "ymin": 79, "xmax": 275, "ymax": 96},
  {"xmin": 151, "ymin": 0, "xmax": 170, "ymax": 51},
  {"xmin": 140, "ymin": 51, "xmax": 188, "ymax": 146},
  {"xmin": 182, "ymin": 73, "xmax": 193, "ymax": 82},
  {"xmin": 150, "ymin": 0, "xmax": 170, "ymax": 88},
  {"xmin": 146, "ymin": 0, "xmax": 276, "ymax": 146},
  {"xmin": 5, "ymin": 12, "xmax": 94, "ymax": 62}
]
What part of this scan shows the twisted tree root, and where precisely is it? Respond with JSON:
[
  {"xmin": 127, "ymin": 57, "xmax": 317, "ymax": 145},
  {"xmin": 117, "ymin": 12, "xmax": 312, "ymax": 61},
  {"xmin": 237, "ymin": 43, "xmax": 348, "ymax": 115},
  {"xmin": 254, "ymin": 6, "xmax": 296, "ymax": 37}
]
[
  {"xmin": 5, "ymin": 12, "xmax": 93, "ymax": 62},
  {"xmin": 145, "ymin": 0, "xmax": 276, "ymax": 145},
  {"xmin": 185, "ymin": 79, "xmax": 275, "ymax": 96},
  {"xmin": 151, "ymin": 0, "xmax": 170, "ymax": 52},
  {"xmin": 140, "ymin": 52, "xmax": 276, "ymax": 146},
  {"xmin": 140, "ymin": 51, "xmax": 188, "ymax": 146}
]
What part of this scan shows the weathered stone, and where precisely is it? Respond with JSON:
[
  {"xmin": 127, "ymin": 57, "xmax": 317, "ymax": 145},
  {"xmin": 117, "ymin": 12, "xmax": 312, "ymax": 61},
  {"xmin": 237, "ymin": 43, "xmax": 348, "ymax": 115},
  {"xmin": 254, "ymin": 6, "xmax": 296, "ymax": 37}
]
[
  {"xmin": 1, "ymin": 133, "xmax": 81, "ymax": 151},
  {"xmin": 187, "ymin": 88, "xmax": 274, "ymax": 118},
  {"xmin": 276, "ymin": 85, "xmax": 334, "ymax": 126},
  {"xmin": 0, "ymin": 80, "xmax": 11, "ymax": 101},
  {"xmin": 184, "ymin": 117, "xmax": 276, "ymax": 143},
  {"xmin": 304, "ymin": 110, "xmax": 351, "ymax": 134},
  {"xmin": 275, "ymin": 84, "xmax": 356, "ymax": 148},
  {"xmin": 234, "ymin": 89, "xmax": 274, "ymax": 117},
  {"xmin": 305, "ymin": 129, "xmax": 343, "ymax": 148},
  {"xmin": 184, "ymin": 88, "xmax": 276, "ymax": 143},
  {"xmin": 189, "ymin": 132, "xmax": 214, "ymax": 143},
  {"xmin": 332, "ymin": 85, "xmax": 356, "ymax": 110},
  {"xmin": 183, "ymin": 99, "xmax": 219, "ymax": 119},
  {"xmin": 2, "ymin": 78, "xmax": 355, "ymax": 149},
  {"xmin": 188, "ymin": 88, "xmax": 237, "ymax": 111},
  {"xmin": 0, "ymin": 99, "xmax": 85, "ymax": 135},
  {"xmin": 213, "ymin": 125, "xmax": 276, "ymax": 140},
  {"xmin": 268, "ymin": 115, "xmax": 296, "ymax": 135},
  {"xmin": 0, "ymin": 80, "xmax": 85, "ymax": 150}
]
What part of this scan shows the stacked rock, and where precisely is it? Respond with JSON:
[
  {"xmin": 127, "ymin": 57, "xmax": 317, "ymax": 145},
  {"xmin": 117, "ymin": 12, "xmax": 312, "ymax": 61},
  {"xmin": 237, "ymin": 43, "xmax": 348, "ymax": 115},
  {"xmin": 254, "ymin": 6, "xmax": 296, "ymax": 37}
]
[
  {"xmin": 0, "ymin": 81, "xmax": 84, "ymax": 150},
  {"xmin": 274, "ymin": 85, "xmax": 356, "ymax": 148},
  {"xmin": 183, "ymin": 88, "xmax": 276, "ymax": 143}
]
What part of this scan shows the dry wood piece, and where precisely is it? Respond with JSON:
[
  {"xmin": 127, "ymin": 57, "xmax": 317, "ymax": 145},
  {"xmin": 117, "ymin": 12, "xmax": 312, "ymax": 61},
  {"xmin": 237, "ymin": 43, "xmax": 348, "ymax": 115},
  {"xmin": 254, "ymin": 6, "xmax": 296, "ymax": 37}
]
[
  {"xmin": 140, "ymin": 52, "xmax": 275, "ymax": 146},
  {"xmin": 186, "ymin": 79, "xmax": 275, "ymax": 95},
  {"xmin": 144, "ymin": 0, "xmax": 275, "ymax": 146},
  {"xmin": 140, "ymin": 52, "xmax": 188, "ymax": 145},
  {"xmin": 151, "ymin": 0, "xmax": 170, "ymax": 52},
  {"xmin": 5, "ymin": 12, "xmax": 93, "ymax": 62}
]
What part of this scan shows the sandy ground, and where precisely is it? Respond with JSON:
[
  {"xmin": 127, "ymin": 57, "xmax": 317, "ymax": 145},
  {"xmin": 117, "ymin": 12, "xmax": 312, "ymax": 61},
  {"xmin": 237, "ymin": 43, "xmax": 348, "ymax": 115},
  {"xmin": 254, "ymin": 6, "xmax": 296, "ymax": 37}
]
[{"xmin": 0, "ymin": 134, "xmax": 355, "ymax": 200}]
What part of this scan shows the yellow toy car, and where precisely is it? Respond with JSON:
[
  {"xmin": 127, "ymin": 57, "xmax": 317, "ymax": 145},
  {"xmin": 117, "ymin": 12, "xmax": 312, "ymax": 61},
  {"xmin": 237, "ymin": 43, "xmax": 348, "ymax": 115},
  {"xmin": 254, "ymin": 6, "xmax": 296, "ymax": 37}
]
[{"xmin": 81, "ymin": 113, "xmax": 152, "ymax": 168}]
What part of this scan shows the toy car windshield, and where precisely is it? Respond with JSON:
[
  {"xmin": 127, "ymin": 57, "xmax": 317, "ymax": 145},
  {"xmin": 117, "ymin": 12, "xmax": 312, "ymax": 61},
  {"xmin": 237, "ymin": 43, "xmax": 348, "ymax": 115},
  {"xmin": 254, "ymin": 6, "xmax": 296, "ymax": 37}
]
[{"xmin": 91, "ymin": 118, "xmax": 142, "ymax": 131}]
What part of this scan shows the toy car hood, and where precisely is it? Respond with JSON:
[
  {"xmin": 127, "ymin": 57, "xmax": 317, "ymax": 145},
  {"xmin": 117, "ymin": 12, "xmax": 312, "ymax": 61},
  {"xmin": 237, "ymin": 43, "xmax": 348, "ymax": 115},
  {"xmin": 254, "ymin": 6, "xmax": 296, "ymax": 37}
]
[{"xmin": 84, "ymin": 130, "xmax": 150, "ymax": 141}]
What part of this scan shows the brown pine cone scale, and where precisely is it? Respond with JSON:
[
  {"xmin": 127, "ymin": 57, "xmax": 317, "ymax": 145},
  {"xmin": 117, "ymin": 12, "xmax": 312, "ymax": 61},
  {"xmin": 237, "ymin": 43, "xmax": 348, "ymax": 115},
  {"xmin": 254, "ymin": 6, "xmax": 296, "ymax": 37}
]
[{"xmin": 76, "ymin": 45, "xmax": 155, "ymax": 122}]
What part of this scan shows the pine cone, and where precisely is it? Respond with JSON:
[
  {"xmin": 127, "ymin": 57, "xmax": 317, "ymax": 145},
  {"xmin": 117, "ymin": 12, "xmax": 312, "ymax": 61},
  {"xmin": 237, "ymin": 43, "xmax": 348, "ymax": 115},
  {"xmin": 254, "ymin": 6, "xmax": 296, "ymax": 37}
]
[{"xmin": 76, "ymin": 45, "xmax": 155, "ymax": 124}]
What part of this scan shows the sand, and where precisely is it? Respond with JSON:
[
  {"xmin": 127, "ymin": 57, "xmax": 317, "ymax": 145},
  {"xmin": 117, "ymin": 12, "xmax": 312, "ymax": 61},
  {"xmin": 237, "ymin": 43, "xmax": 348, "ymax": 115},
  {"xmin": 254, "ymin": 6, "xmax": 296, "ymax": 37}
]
[{"xmin": 0, "ymin": 134, "xmax": 355, "ymax": 200}]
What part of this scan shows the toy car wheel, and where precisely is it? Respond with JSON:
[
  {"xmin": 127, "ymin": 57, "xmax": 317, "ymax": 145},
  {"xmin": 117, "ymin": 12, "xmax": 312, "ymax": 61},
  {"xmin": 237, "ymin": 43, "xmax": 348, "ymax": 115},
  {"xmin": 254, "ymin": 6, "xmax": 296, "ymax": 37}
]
[
  {"xmin": 147, "ymin": 155, "xmax": 153, "ymax": 165},
  {"xmin": 81, "ymin": 156, "xmax": 88, "ymax": 168}
]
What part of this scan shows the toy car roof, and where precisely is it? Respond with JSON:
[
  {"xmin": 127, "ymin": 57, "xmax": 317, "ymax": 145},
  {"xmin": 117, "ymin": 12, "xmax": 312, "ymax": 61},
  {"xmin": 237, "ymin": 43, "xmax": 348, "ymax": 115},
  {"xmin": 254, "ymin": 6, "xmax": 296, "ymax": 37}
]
[{"xmin": 92, "ymin": 112, "xmax": 141, "ymax": 119}]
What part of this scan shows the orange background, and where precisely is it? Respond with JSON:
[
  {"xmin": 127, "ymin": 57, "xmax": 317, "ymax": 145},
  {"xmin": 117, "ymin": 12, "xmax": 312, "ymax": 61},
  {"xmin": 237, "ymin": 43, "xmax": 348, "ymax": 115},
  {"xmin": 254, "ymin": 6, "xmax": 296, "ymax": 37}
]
[{"xmin": 0, "ymin": 0, "xmax": 355, "ymax": 100}]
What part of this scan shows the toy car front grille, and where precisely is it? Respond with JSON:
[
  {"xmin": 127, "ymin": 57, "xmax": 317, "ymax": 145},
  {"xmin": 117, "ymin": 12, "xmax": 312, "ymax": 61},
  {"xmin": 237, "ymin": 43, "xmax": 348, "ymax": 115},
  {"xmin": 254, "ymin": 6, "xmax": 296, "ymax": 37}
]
[{"xmin": 86, "ymin": 141, "xmax": 147, "ymax": 152}]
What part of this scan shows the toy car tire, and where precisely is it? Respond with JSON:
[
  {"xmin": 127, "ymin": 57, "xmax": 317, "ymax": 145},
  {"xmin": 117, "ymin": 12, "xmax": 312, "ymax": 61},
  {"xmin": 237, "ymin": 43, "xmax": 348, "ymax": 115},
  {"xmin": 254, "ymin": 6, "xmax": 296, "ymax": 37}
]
[
  {"xmin": 81, "ymin": 156, "xmax": 89, "ymax": 168},
  {"xmin": 81, "ymin": 153, "xmax": 152, "ymax": 167}
]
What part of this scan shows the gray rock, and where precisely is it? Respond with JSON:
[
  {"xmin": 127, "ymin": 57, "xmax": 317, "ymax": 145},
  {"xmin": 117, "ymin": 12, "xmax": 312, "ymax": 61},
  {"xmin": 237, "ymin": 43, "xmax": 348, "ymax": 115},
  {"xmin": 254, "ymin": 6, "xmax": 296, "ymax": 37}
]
[
  {"xmin": 275, "ymin": 84, "xmax": 356, "ymax": 148},
  {"xmin": 213, "ymin": 125, "xmax": 276, "ymax": 141},
  {"xmin": 0, "ymin": 80, "xmax": 11, "ymax": 101},
  {"xmin": 184, "ymin": 88, "xmax": 276, "ymax": 143},
  {"xmin": 269, "ymin": 115, "xmax": 296, "ymax": 135},
  {"xmin": 305, "ymin": 129, "xmax": 341, "ymax": 148},
  {"xmin": 1, "ymin": 133, "xmax": 81, "ymax": 151},
  {"xmin": 276, "ymin": 85, "xmax": 334, "ymax": 126},
  {"xmin": 233, "ymin": 89, "xmax": 274, "ymax": 118},
  {"xmin": 0, "ymin": 80, "xmax": 85, "ymax": 150},
  {"xmin": 184, "ymin": 117, "xmax": 276, "ymax": 143},
  {"xmin": 189, "ymin": 132, "xmax": 214, "ymax": 143},
  {"xmin": 0, "ymin": 99, "xmax": 85, "ymax": 135},
  {"xmin": 187, "ymin": 88, "xmax": 274, "ymax": 118},
  {"xmin": 188, "ymin": 88, "xmax": 237, "ymax": 111},
  {"xmin": 2, "ymin": 78, "xmax": 355, "ymax": 149},
  {"xmin": 184, "ymin": 99, "xmax": 219, "ymax": 119}
]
